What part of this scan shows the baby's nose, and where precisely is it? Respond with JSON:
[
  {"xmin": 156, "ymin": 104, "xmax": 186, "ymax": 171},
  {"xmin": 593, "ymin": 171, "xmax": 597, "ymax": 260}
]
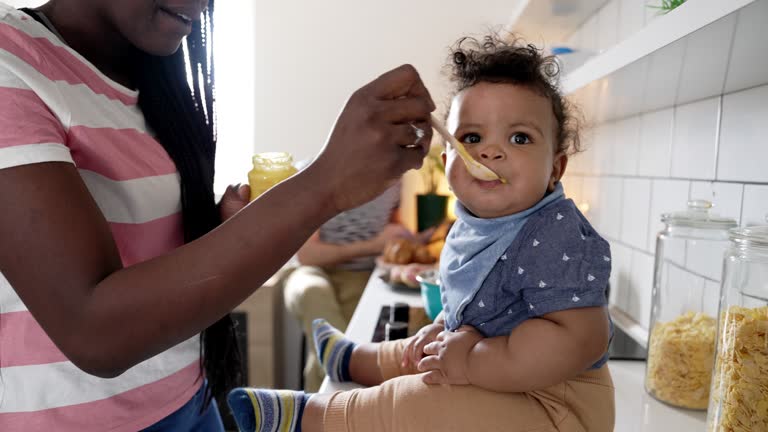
[{"xmin": 479, "ymin": 146, "xmax": 504, "ymax": 160}]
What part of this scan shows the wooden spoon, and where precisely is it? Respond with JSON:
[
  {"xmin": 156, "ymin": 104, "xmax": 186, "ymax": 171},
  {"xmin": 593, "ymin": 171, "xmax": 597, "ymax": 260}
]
[{"xmin": 429, "ymin": 114, "xmax": 505, "ymax": 183}]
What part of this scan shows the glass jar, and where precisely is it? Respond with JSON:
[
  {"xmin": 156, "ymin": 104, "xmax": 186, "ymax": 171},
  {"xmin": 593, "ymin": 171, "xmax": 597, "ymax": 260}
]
[
  {"xmin": 247, "ymin": 152, "xmax": 298, "ymax": 201},
  {"xmin": 707, "ymin": 225, "xmax": 768, "ymax": 431},
  {"xmin": 645, "ymin": 200, "xmax": 737, "ymax": 410}
]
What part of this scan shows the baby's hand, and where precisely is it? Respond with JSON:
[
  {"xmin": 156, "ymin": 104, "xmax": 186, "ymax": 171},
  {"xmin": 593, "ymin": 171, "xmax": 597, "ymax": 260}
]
[
  {"xmin": 402, "ymin": 322, "xmax": 444, "ymax": 368},
  {"xmin": 417, "ymin": 325, "xmax": 483, "ymax": 385}
]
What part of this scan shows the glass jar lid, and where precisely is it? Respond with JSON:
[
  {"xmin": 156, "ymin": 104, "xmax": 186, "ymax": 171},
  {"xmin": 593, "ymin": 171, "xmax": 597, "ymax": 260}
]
[
  {"xmin": 661, "ymin": 200, "xmax": 738, "ymax": 230},
  {"xmin": 729, "ymin": 225, "xmax": 768, "ymax": 247}
]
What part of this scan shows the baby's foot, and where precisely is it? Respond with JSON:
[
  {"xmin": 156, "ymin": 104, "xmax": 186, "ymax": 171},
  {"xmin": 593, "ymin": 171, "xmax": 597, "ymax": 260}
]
[
  {"xmin": 312, "ymin": 319, "xmax": 356, "ymax": 382},
  {"xmin": 227, "ymin": 388, "xmax": 309, "ymax": 432}
]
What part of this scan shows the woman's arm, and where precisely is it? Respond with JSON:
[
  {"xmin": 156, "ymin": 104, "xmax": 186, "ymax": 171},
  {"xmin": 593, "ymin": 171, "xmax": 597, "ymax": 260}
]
[
  {"xmin": 0, "ymin": 64, "xmax": 434, "ymax": 378},
  {"xmin": 419, "ymin": 307, "xmax": 610, "ymax": 392}
]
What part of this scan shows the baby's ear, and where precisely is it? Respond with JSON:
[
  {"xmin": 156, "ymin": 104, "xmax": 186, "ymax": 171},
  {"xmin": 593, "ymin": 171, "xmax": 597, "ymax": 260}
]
[{"xmin": 549, "ymin": 153, "xmax": 569, "ymax": 190}]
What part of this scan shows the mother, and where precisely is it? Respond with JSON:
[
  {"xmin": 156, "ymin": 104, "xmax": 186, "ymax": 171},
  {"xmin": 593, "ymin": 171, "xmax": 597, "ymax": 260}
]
[{"xmin": 0, "ymin": 0, "xmax": 434, "ymax": 430}]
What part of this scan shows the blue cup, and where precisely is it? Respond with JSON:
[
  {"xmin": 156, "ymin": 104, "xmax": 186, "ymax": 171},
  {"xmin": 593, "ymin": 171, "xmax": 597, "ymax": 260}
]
[{"xmin": 416, "ymin": 269, "xmax": 443, "ymax": 321}]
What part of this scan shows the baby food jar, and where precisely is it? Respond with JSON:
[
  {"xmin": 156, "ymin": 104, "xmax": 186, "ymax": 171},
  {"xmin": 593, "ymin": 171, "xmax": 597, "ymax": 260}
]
[
  {"xmin": 707, "ymin": 225, "xmax": 768, "ymax": 431},
  {"xmin": 645, "ymin": 200, "xmax": 737, "ymax": 409},
  {"xmin": 248, "ymin": 152, "xmax": 298, "ymax": 201}
]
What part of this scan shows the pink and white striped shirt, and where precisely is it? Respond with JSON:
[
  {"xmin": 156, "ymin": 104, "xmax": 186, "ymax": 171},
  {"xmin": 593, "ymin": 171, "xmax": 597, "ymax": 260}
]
[{"xmin": 0, "ymin": 3, "xmax": 203, "ymax": 430}]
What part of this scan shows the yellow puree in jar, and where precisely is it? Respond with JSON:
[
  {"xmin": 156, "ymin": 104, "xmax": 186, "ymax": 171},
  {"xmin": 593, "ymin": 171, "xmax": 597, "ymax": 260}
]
[{"xmin": 248, "ymin": 152, "xmax": 298, "ymax": 201}]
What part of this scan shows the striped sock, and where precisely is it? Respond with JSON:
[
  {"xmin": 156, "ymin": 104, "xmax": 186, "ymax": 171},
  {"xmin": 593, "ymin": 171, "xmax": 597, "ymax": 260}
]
[
  {"xmin": 227, "ymin": 388, "xmax": 309, "ymax": 432},
  {"xmin": 312, "ymin": 319, "xmax": 356, "ymax": 382}
]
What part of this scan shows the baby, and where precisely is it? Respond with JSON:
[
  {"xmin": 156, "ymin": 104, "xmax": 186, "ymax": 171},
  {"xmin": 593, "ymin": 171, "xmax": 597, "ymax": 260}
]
[{"xmin": 229, "ymin": 34, "xmax": 615, "ymax": 432}]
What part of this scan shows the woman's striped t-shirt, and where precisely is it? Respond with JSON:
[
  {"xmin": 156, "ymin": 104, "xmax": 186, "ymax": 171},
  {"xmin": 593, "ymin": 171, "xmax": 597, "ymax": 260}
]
[{"xmin": 0, "ymin": 4, "xmax": 203, "ymax": 430}]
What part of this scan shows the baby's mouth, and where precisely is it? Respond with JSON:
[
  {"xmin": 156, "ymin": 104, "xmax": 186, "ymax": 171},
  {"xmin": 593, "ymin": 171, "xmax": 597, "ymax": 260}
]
[{"xmin": 475, "ymin": 179, "xmax": 503, "ymax": 189}]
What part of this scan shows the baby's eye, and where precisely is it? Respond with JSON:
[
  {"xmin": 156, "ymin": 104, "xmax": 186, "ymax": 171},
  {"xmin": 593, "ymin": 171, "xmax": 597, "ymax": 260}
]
[
  {"xmin": 509, "ymin": 133, "xmax": 531, "ymax": 145},
  {"xmin": 460, "ymin": 133, "xmax": 481, "ymax": 144}
]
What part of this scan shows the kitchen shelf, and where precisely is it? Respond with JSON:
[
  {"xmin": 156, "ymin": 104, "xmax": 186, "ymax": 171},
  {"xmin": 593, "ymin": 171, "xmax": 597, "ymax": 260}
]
[
  {"xmin": 508, "ymin": 0, "xmax": 609, "ymax": 46},
  {"xmin": 563, "ymin": 0, "xmax": 768, "ymax": 123},
  {"xmin": 562, "ymin": 0, "xmax": 756, "ymax": 94}
]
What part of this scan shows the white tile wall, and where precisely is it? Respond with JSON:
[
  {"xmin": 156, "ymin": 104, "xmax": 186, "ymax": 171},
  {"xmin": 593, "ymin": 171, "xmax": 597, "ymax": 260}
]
[
  {"xmin": 561, "ymin": 0, "xmax": 768, "ymax": 335},
  {"xmin": 598, "ymin": 178, "xmax": 624, "ymax": 239},
  {"xmin": 637, "ymin": 108, "xmax": 673, "ymax": 177},
  {"xmin": 621, "ymin": 179, "xmax": 651, "ymax": 250},
  {"xmin": 689, "ymin": 182, "xmax": 743, "ymax": 224},
  {"xmin": 628, "ymin": 250, "xmax": 654, "ymax": 328},
  {"xmin": 612, "ymin": 116, "xmax": 640, "ymax": 175},
  {"xmin": 670, "ymin": 97, "xmax": 720, "ymax": 180},
  {"xmin": 648, "ymin": 179, "xmax": 690, "ymax": 253},
  {"xmin": 610, "ymin": 243, "xmax": 635, "ymax": 310},
  {"xmin": 718, "ymin": 84, "xmax": 768, "ymax": 183},
  {"xmin": 724, "ymin": 0, "xmax": 768, "ymax": 93},
  {"xmin": 741, "ymin": 185, "xmax": 768, "ymax": 226}
]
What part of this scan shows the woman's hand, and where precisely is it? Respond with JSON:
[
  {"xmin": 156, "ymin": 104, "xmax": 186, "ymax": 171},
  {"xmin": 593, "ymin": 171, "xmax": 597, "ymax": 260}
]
[
  {"xmin": 218, "ymin": 183, "xmax": 251, "ymax": 221},
  {"xmin": 370, "ymin": 223, "xmax": 414, "ymax": 253},
  {"xmin": 402, "ymin": 322, "xmax": 444, "ymax": 368},
  {"xmin": 307, "ymin": 64, "xmax": 435, "ymax": 213},
  {"xmin": 418, "ymin": 325, "xmax": 483, "ymax": 385}
]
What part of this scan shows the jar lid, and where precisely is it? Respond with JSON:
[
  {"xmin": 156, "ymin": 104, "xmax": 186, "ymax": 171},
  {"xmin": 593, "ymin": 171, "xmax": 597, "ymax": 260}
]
[
  {"xmin": 729, "ymin": 225, "xmax": 768, "ymax": 247},
  {"xmin": 252, "ymin": 152, "xmax": 294, "ymax": 166},
  {"xmin": 661, "ymin": 200, "xmax": 738, "ymax": 230}
]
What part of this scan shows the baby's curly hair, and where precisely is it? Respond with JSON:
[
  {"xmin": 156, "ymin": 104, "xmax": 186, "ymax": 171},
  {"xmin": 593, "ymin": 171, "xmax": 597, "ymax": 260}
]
[{"xmin": 447, "ymin": 33, "xmax": 581, "ymax": 155}]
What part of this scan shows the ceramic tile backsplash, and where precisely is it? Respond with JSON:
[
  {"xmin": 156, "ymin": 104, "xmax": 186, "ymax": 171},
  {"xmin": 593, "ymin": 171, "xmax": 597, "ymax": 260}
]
[
  {"xmin": 612, "ymin": 116, "xmax": 640, "ymax": 175},
  {"xmin": 621, "ymin": 179, "xmax": 651, "ymax": 250},
  {"xmin": 671, "ymin": 97, "xmax": 720, "ymax": 180},
  {"xmin": 637, "ymin": 108, "xmax": 673, "ymax": 177},
  {"xmin": 741, "ymin": 185, "xmax": 768, "ymax": 226},
  {"xmin": 649, "ymin": 180, "xmax": 691, "ymax": 253},
  {"xmin": 610, "ymin": 243, "xmax": 635, "ymax": 310},
  {"xmin": 628, "ymin": 251, "xmax": 654, "ymax": 328},
  {"xmin": 560, "ymin": 1, "xmax": 766, "ymax": 334},
  {"xmin": 689, "ymin": 182, "xmax": 743, "ymax": 224},
  {"xmin": 718, "ymin": 84, "xmax": 768, "ymax": 183}
]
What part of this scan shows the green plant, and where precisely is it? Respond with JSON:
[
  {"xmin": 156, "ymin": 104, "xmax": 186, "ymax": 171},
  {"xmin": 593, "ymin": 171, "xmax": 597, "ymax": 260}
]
[
  {"xmin": 648, "ymin": 0, "xmax": 687, "ymax": 14},
  {"xmin": 420, "ymin": 145, "xmax": 445, "ymax": 195}
]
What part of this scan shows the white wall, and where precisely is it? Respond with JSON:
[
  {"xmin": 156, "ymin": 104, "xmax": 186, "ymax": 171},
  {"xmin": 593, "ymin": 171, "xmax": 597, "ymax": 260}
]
[
  {"xmin": 251, "ymin": 0, "xmax": 523, "ymax": 165},
  {"xmin": 562, "ymin": 0, "xmax": 768, "ymax": 333},
  {"xmin": 213, "ymin": 0, "xmax": 256, "ymax": 192}
]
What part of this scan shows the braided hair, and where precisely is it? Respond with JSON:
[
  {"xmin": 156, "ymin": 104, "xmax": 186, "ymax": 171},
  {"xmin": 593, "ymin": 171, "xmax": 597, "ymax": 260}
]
[{"xmin": 135, "ymin": 0, "xmax": 243, "ymax": 408}]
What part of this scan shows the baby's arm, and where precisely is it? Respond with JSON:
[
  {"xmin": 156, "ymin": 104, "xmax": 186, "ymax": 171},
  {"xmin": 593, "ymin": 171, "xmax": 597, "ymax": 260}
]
[
  {"xmin": 469, "ymin": 306, "xmax": 609, "ymax": 391},
  {"xmin": 419, "ymin": 306, "xmax": 610, "ymax": 392}
]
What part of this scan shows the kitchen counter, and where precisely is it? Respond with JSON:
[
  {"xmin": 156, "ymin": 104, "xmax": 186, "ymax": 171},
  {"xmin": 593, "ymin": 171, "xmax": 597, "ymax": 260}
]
[{"xmin": 320, "ymin": 270, "xmax": 707, "ymax": 431}]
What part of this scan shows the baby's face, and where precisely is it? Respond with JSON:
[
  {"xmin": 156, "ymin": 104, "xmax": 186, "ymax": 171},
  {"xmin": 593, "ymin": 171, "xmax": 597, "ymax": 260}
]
[{"xmin": 444, "ymin": 82, "xmax": 566, "ymax": 219}]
